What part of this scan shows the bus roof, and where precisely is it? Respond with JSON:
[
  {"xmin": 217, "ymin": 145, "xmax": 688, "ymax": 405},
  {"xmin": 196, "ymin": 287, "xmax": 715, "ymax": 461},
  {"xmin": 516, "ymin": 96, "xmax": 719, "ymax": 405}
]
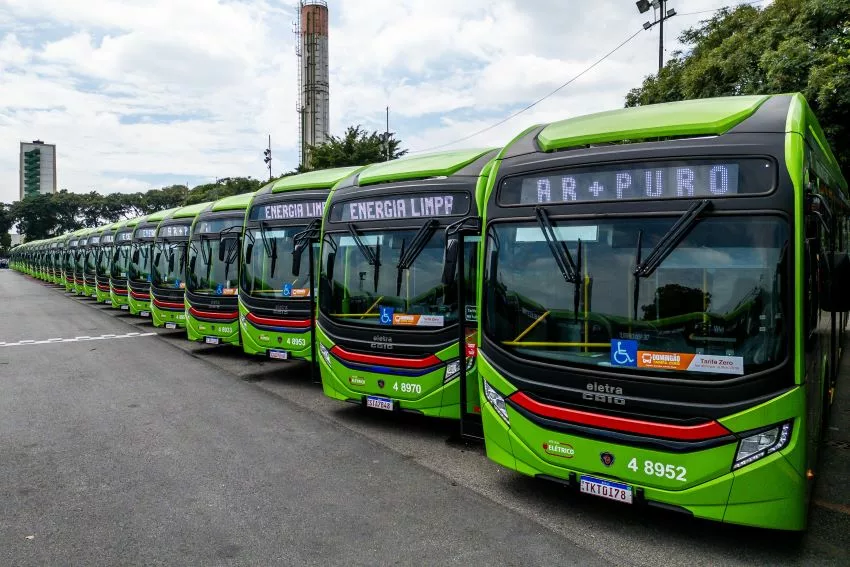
[
  {"xmin": 535, "ymin": 95, "xmax": 770, "ymax": 152},
  {"xmin": 265, "ymin": 166, "xmax": 367, "ymax": 194},
  {"xmin": 210, "ymin": 192, "xmax": 256, "ymax": 212},
  {"xmin": 357, "ymin": 148, "xmax": 497, "ymax": 185},
  {"xmin": 172, "ymin": 201, "xmax": 212, "ymax": 219},
  {"xmin": 124, "ymin": 215, "xmax": 148, "ymax": 228},
  {"xmin": 146, "ymin": 207, "xmax": 180, "ymax": 223}
]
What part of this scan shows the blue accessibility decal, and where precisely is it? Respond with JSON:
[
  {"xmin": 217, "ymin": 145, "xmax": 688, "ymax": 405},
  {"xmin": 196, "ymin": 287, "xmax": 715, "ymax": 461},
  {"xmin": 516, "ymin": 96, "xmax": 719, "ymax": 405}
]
[
  {"xmin": 610, "ymin": 339, "xmax": 637, "ymax": 367},
  {"xmin": 378, "ymin": 306, "xmax": 394, "ymax": 326},
  {"xmin": 283, "ymin": 283, "xmax": 292, "ymax": 297},
  {"xmin": 215, "ymin": 283, "xmax": 224, "ymax": 295}
]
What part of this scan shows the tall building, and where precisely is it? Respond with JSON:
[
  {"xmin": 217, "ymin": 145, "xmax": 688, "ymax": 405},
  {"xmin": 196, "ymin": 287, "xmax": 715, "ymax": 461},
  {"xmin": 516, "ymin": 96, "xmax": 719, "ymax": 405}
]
[
  {"xmin": 295, "ymin": 0, "xmax": 330, "ymax": 169},
  {"xmin": 19, "ymin": 140, "xmax": 57, "ymax": 200}
]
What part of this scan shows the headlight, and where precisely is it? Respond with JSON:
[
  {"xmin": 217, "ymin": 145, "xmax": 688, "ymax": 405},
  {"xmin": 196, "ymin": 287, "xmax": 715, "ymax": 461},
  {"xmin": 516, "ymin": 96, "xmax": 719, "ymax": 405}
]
[
  {"xmin": 319, "ymin": 343, "xmax": 331, "ymax": 366},
  {"xmin": 732, "ymin": 421, "xmax": 792, "ymax": 470},
  {"xmin": 444, "ymin": 360, "xmax": 461, "ymax": 383},
  {"xmin": 483, "ymin": 380, "xmax": 510, "ymax": 425}
]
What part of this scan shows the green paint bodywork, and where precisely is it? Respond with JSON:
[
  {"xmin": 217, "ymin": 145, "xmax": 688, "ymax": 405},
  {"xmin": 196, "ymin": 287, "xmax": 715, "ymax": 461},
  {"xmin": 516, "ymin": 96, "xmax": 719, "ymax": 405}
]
[
  {"xmin": 241, "ymin": 168, "xmax": 366, "ymax": 361},
  {"xmin": 110, "ymin": 217, "xmax": 142, "ymax": 310},
  {"xmin": 357, "ymin": 148, "xmax": 494, "ymax": 186},
  {"xmin": 95, "ymin": 223, "xmax": 120, "ymax": 304},
  {"xmin": 536, "ymin": 95, "xmax": 770, "ymax": 151},
  {"xmin": 478, "ymin": 93, "xmax": 848, "ymax": 531},
  {"xmin": 127, "ymin": 215, "xmax": 153, "ymax": 316}
]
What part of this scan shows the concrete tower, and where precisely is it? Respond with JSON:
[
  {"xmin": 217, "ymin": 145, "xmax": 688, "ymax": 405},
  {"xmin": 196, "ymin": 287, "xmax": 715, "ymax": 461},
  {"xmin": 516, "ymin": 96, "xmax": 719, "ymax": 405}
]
[{"xmin": 295, "ymin": 0, "xmax": 330, "ymax": 169}]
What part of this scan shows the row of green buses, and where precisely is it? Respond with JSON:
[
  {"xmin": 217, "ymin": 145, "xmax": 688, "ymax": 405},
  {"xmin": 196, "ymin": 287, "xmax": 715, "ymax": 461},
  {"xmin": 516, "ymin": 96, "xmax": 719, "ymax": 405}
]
[{"xmin": 10, "ymin": 94, "xmax": 848, "ymax": 531}]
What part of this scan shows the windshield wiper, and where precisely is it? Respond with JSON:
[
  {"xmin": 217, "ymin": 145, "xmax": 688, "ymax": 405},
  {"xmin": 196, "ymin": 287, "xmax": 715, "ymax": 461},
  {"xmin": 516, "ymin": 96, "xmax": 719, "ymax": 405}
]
[
  {"xmin": 347, "ymin": 223, "xmax": 380, "ymax": 293},
  {"xmin": 396, "ymin": 219, "xmax": 438, "ymax": 295},
  {"xmin": 535, "ymin": 207, "xmax": 582, "ymax": 322},
  {"xmin": 632, "ymin": 199, "xmax": 711, "ymax": 320}
]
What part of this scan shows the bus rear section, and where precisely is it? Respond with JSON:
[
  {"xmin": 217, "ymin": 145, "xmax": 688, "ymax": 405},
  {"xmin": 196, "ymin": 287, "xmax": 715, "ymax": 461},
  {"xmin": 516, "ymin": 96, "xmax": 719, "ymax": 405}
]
[
  {"xmin": 110, "ymin": 220, "xmax": 138, "ymax": 310},
  {"xmin": 317, "ymin": 149, "xmax": 497, "ymax": 420},
  {"xmin": 240, "ymin": 167, "xmax": 365, "ymax": 362},
  {"xmin": 151, "ymin": 203, "xmax": 210, "ymax": 329},
  {"xmin": 477, "ymin": 94, "xmax": 848, "ymax": 531},
  {"xmin": 185, "ymin": 193, "xmax": 255, "ymax": 346}
]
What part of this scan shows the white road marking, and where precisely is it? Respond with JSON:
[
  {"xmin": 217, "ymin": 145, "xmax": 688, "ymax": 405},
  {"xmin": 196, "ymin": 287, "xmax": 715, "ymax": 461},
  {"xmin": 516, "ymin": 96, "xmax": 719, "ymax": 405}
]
[{"xmin": 0, "ymin": 332, "xmax": 157, "ymax": 348}]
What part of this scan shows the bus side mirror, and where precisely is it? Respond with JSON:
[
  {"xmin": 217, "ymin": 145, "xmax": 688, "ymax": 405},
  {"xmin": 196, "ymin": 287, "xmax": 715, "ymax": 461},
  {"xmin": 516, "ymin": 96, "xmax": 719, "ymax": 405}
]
[
  {"xmin": 292, "ymin": 244, "xmax": 304, "ymax": 277},
  {"xmin": 131, "ymin": 249, "xmax": 139, "ymax": 264},
  {"xmin": 188, "ymin": 256, "xmax": 196, "ymax": 274},
  {"xmin": 442, "ymin": 237, "xmax": 459, "ymax": 286},
  {"xmin": 820, "ymin": 252, "xmax": 850, "ymax": 312},
  {"xmin": 168, "ymin": 253, "xmax": 175, "ymax": 273},
  {"xmin": 244, "ymin": 243, "xmax": 253, "ymax": 265},
  {"xmin": 154, "ymin": 251, "xmax": 162, "ymax": 267},
  {"xmin": 326, "ymin": 252, "xmax": 335, "ymax": 283}
]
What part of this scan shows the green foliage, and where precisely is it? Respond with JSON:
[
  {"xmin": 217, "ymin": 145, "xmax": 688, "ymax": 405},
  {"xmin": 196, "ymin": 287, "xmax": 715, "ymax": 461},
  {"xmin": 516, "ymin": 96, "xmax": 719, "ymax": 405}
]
[
  {"xmin": 306, "ymin": 125, "xmax": 407, "ymax": 170},
  {"xmin": 625, "ymin": 0, "xmax": 850, "ymax": 173},
  {"xmin": 5, "ymin": 177, "xmax": 263, "ymax": 240}
]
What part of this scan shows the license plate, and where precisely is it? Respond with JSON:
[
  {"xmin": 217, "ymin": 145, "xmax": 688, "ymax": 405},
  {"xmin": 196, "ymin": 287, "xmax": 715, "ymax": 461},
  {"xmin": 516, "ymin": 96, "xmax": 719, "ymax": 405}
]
[
  {"xmin": 120, "ymin": 304, "xmax": 129, "ymax": 310},
  {"xmin": 165, "ymin": 322, "xmax": 177, "ymax": 330},
  {"xmin": 205, "ymin": 336, "xmax": 220, "ymax": 345},
  {"xmin": 366, "ymin": 396, "xmax": 394, "ymax": 411},
  {"xmin": 269, "ymin": 349, "xmax": 289, "ymax": 360},
  {"xmin": 140, "ymin": 311, "xmax": 150, "ymax": 317},
  {"xmin": 579, "ymin": 476, "xmax": 632, "ymax": 504}
]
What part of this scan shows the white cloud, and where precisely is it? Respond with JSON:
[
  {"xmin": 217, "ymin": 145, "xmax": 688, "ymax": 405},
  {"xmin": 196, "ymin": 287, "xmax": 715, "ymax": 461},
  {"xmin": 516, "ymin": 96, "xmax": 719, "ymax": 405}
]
[{"xmin": 0, "ymin": 0, "xmax": 771, "ymax": 205}]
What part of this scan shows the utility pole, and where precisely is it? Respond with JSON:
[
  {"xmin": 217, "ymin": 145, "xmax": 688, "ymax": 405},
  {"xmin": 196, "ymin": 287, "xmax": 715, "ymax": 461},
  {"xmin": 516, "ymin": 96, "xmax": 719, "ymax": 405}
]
[
  {"xmin": 263, "ymin": 134, "xmax": 272, "ymax": 181},
  {"xmin": 636, "ymin": 0, "xmax": 677, "ymax": 73}
]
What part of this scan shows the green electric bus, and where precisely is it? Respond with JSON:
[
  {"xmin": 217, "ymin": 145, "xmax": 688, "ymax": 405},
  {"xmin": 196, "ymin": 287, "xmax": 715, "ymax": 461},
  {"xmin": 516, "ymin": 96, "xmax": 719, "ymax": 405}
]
[
  {"xmin": 76, "ymin": 230, "xmax": 93, "ymax": 295},
  {"xmin": 316, "ymin": 148, "xmax": 498, "ymax": 421},
  {"xmin": 240, "ymin": 166, "xmax": 365, "ymax": 362},
  {"xmin": 110, "ymin": 218, "xmax": 140, "ymax": 310},
  {"xmin": 151, "ymin": 202, "xmax": 211, "ymax": 329},
  {"xmin": 95, "ymin": 223, "xmax": 118, "ymax": 303},
  {"xmin": 128, "ymin": 210, "xmax": 179, "ymax": 317},
  {"xmin": 63, "ymin": 232, "xmax": 81, "ymax": 292},
  {"xmin": 185, "ymin": 192, "xmax": 255, "ymax": 346},
  {"xmin": 476, "ymin": 94, "xmax": 848, "ymax": 531},
  {"xmin": 67, "ymin": 229, "xmax": 87, "ymax": 294},
  {"xmin": 47, "ymin": 238, "xmax": 60, "ymax": 284},
  {"xmin": 83, "ymin": 226, "xmax": 107, "ymax": 298}
]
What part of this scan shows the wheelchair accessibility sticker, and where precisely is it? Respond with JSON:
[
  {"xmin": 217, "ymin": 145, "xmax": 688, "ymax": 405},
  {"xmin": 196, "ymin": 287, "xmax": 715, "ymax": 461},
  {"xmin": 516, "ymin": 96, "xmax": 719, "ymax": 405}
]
[
  {"xmin": 610, "ymin": 340, "xmax": 637, "ymax": 367},
  {"xmin": 379, "ymin": 306, "xmax": 394, "ymax": 326}
]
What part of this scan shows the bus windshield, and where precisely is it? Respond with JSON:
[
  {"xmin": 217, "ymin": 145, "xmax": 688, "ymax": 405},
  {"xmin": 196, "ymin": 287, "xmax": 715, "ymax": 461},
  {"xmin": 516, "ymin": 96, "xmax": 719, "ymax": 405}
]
[
  {"xmin": 152, "ymin": 241, "xmax": 187, "ymax": 289},
  {"xmin": 186, "ymin": 217, "xmax": 243, "ymax": 296},
  {"xmin": 129, "ymin": 242, "xmax": 153, "ymax": 283},
  {"xmin": 85, "ymin": 248, "xmax": 97, "ymax": 274},
  {"xmin": 484, "ymin": 216, "xmax": 788, "ymax": 377},
  {"xmin": 97, "ymin": 245, "xmax": 112, "ymax": 276},
  {"xmin": 321, "ymin": 228, "xmax": 457, "ymax": 328},
  {"xmin": 112, "ymin": 244, "xmax": 131, "ymax": 279},
  {"xmin": 241, "ymin": 225, "xmax": 315, "ymax": 299}
]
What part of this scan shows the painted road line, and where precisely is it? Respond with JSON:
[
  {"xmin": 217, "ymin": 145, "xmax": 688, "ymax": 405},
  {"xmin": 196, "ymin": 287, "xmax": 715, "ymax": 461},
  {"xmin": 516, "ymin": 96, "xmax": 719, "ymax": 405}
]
[
  {"xmin": 814, "ymin": 499, "xmax": 850, "ymax": 516},
  {"xmin": 0, "ymin": 333, "xmax": 157, "ymax": 348}
]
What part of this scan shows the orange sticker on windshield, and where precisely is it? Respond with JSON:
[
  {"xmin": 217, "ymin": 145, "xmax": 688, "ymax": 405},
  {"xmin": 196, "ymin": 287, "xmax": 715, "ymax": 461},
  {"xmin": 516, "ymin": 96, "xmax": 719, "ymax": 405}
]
[{"xmin": 637, "ymin": 351, "xmax": 694, "ymax": 371}]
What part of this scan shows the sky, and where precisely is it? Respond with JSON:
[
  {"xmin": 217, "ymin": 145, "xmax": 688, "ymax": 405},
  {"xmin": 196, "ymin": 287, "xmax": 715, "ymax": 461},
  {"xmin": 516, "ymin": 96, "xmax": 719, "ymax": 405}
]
[{"xmin": 0, "ymin": 0, "xmax": 771, "ymax": 205}]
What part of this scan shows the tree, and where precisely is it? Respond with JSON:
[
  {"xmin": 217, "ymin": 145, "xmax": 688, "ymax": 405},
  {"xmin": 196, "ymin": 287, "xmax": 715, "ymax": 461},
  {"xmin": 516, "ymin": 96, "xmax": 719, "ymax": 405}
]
[
  {"xmin": 625, "ymin": 0, "xmax": 850, "ymax": 174},
  {"xmin": 307, "ymin": 125, "xmax": 407, "ymax": 170},
  {"xmin": 0, "ymin": 203, "xmax": 12, "ymax": 256}
]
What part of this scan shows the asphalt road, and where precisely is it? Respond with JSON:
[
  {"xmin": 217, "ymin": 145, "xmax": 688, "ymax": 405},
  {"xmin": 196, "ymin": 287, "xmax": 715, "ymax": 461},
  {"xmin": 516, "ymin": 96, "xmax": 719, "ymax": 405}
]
[
  {"xmin": 0, "ymin": 270, "xmax": 607, "ymax": 566},
  {"xmin": 3, "ymin": 268, "xmax": 850, "ymax": 566}
]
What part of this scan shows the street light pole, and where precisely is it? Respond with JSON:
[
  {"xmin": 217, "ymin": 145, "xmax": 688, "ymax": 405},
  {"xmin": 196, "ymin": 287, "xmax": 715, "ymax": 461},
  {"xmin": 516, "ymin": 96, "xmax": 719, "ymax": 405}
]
[
  {"xmin": 636, "ymin": 0, "xmax": 676, "ymax": 73},
  {"xmin": 263, "ymin": 135, "xmax": 272, "ymax": 181}
]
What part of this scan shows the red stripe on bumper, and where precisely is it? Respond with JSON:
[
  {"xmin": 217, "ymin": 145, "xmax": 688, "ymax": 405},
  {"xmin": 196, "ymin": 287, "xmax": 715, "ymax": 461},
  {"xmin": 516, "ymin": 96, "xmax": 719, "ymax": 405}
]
[
  {"xmin": 330, "ymin": 345, "xmax": 442, "ymax": 369},
  {"xmin": 245, "ymin": 313, "xmax": 311, "ymax": 328},
  {"xmin": 508, "ymin": 392, "xmax": 732, "ymax": 441},
  {"xmin": 188, "ymin": 307, "xmax": 239, "ymax": 320}
]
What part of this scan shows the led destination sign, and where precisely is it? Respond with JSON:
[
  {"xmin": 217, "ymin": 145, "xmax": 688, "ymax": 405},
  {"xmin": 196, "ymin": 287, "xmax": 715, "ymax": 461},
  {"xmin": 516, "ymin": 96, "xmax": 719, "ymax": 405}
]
[
  {"xmin": 88, "ymin": 236, "xmax": 101, "ymax": 245},
  {"xmin": 500, "ymin": 159, "xmax": 772, "ymax": 205},
  {"xmin": 134, "ymin": 228, "xmax": 156, "ymax": 239},
  {"xmin": 117, "ymin": 231, "xmax": 132, "ymax": 242},
  {"xmin": 102, "ymin": 234, "xmax": 114, "ymax": 244},
  {"xmin": 250, "ymin": 200, "xmax": 325, "ymax": 221},
  {"xmin": 158, "ymin": 224, "xmax": 190, "ymax": 238},
  {"xmin": 330, "ymin": 192, "xmax": 470, "ymax": 222}
]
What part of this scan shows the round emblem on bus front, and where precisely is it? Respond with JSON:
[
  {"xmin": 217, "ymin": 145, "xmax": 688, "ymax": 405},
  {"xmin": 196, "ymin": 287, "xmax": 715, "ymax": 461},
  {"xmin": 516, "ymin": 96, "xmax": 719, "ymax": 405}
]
[
  {"xmin": 600, "ymin": 452, "xmax": 615, "ymax": 467},
  {"xmin": 377, "ymin": 379, "xmax": 385, "ymax": 389}
]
